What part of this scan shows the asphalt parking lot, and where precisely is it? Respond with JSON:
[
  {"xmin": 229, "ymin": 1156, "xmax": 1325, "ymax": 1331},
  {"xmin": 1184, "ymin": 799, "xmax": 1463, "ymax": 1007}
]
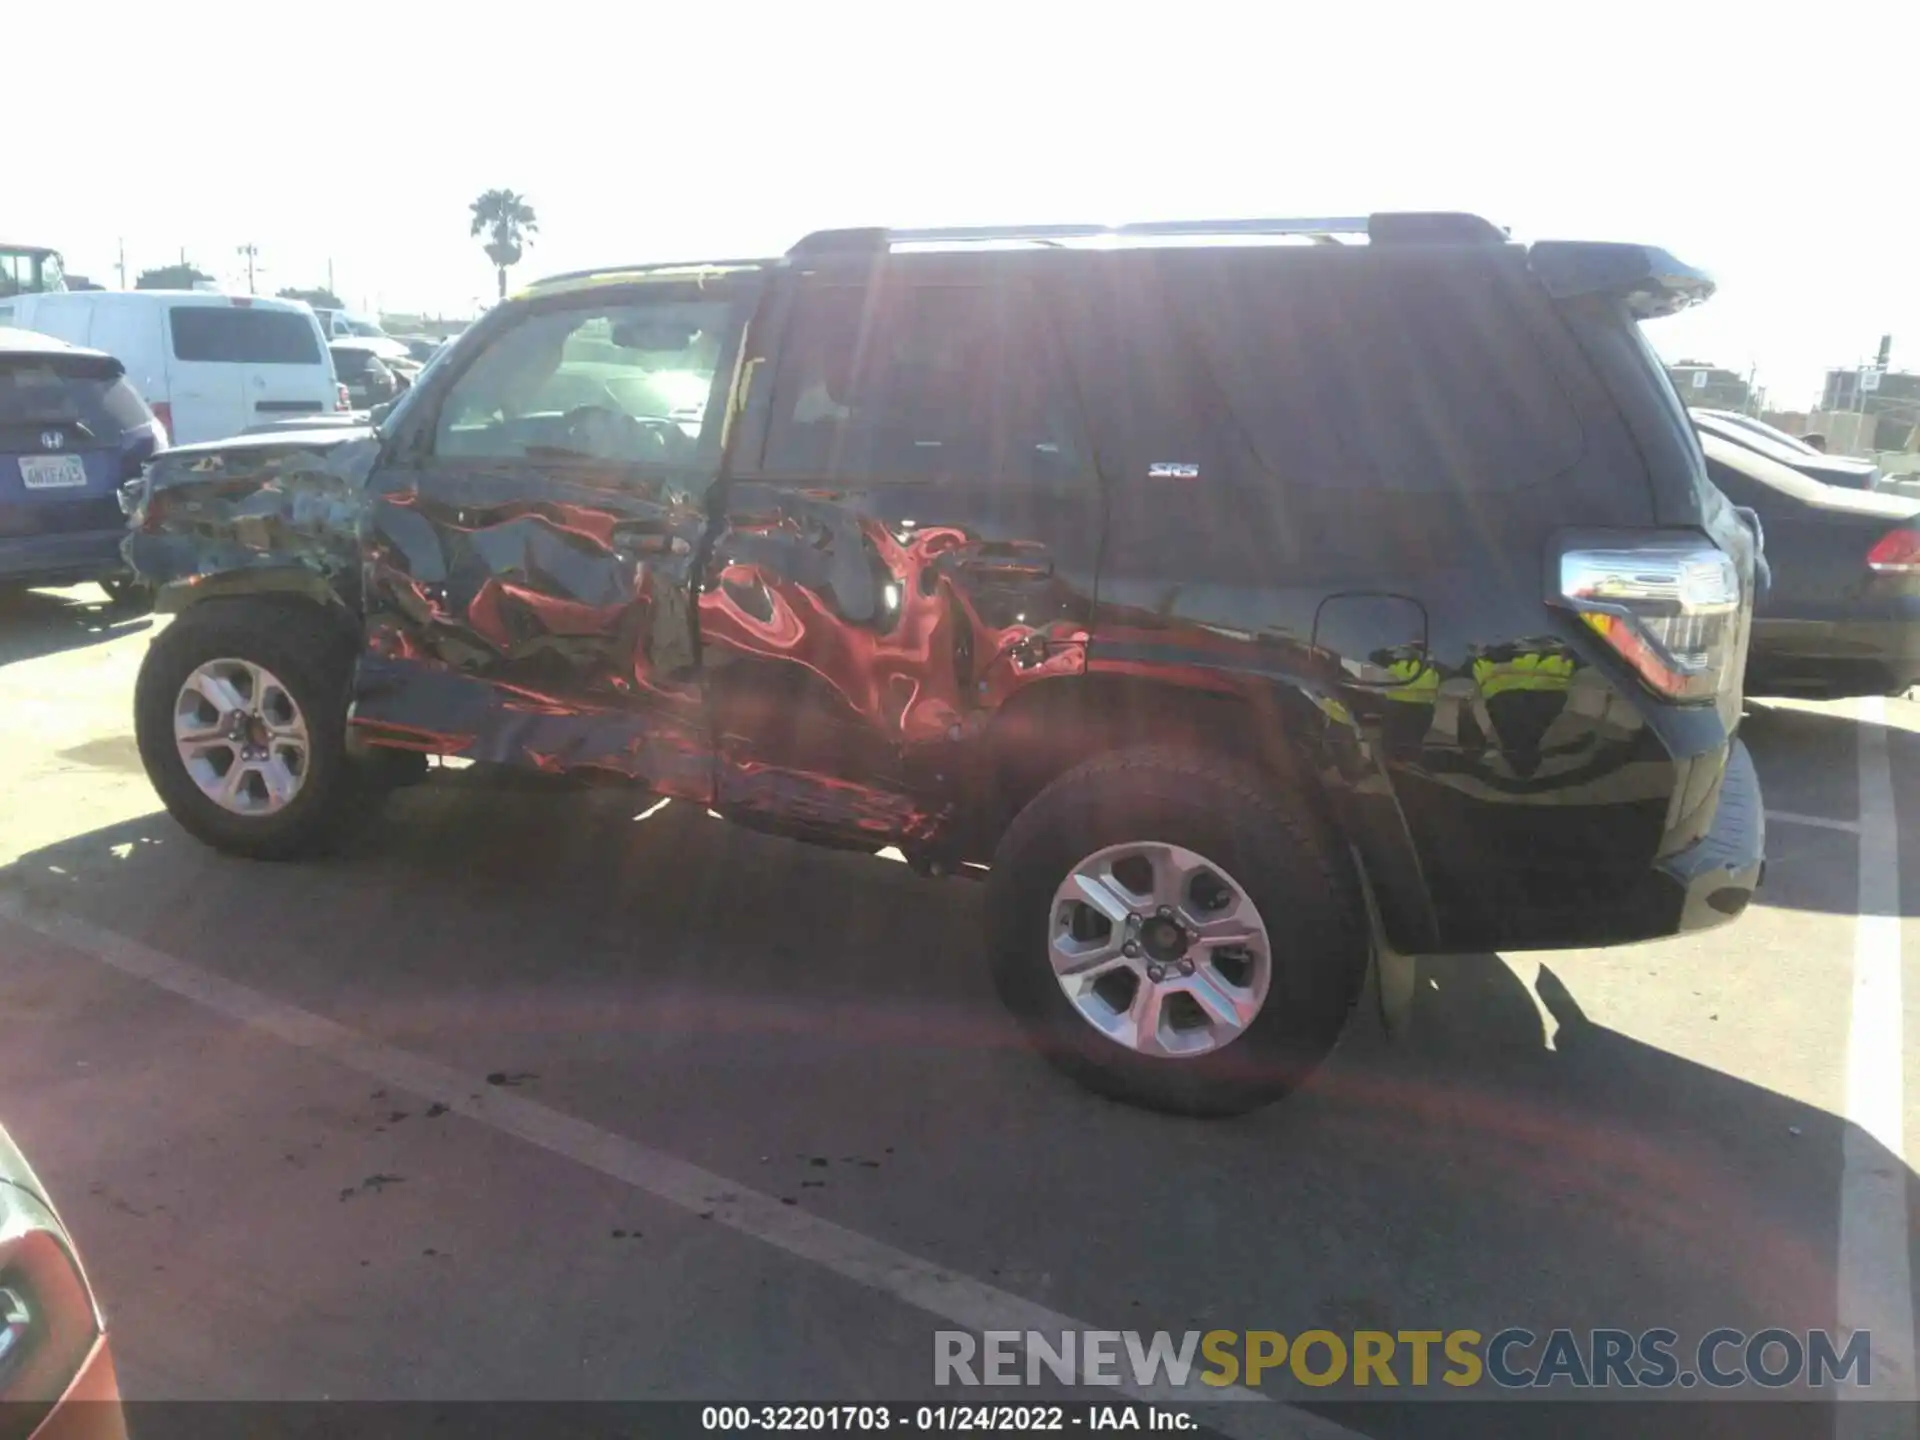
[{"xmin": 2, "ymin": 584, "xmax": 1917, "ymax": 1438}]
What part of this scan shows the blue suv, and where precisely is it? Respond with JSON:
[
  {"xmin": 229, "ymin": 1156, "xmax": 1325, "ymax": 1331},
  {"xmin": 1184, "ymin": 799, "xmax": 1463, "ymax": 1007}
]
[{"xmin": 0, "ymin": 326, "xmax": 165, "ymax": 603}]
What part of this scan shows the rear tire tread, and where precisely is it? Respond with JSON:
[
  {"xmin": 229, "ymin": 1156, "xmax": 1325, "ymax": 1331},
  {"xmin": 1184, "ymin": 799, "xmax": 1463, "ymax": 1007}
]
[{"xmin": 987, "ymin": 744, "xmax": 1368, "ymax": 1118}]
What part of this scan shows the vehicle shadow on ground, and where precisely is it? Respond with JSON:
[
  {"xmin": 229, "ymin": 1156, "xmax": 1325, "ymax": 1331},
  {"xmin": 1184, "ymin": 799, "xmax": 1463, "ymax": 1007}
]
[
  {"xmin": 0, "ymin": 585, "xmax": 151, "ymax": 666},
  {"xmin": 0, "ymin": 779, "xmax": 1905, "ymax": 1435},
  {"xmin": 1740, "ymin": 699, "xmax": 1920, "ymax": 919}
]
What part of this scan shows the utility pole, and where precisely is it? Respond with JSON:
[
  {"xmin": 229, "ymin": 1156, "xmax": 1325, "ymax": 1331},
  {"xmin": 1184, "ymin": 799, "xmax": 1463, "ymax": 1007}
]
[
  {"xmin": 116, "ymin": 239, "xmax": 127, "ymax": 290},
  {"xmin": 327, "ymin": 258, "xmax": 335, "ymax": 297},
  {"xmin": 236, "ymin": 244, "xmax": 259, "ymax": 294}
]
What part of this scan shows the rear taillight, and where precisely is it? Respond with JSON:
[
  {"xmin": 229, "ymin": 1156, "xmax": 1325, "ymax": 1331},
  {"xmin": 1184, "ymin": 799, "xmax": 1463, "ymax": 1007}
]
[
  {"xmin": 1867, "ymin": 529, "xmax": 1920, "ymax": 574},
  {"xmin": 335, "ymin": 383, "xmax": 350, "ymax": 412},
  {"xmin": 149, "ymin": 402, "xmax": 172, "ymax": 444},
  {"xmin": 1557, "ymin": 540, "xmax": 1742, "ymax": 704}
]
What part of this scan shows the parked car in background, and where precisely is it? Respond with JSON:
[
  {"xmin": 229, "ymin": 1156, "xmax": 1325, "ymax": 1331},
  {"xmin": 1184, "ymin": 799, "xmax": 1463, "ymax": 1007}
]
[
  {"xmin": 398, "ymin": 335, "xmax": 445, "ymax": 363},
  {"xmin": 240, "ymin": 339, "xmax": 456, "ymax": 436},
  {"xmin": 1696, "ymin": 408, "xmax": 1824, "ymax": 455},
  {"xmin": 0, "ymin": 328, "xmax": 164, "ymax": 603},
  {"xmin": 328, "ymin": 340, "xmax": 402, "ymax": 410},
  {"xmin": 384, "ymin": 354, "xmax": 424, "ymax": 389},
  {"xmin": 0, "ymin": 292, "xmax": 342, "ymax": 446},
  {"xmin": 0, "ymin": 1126, "xmax": 125, "ymax": 1439},
  {"xmin": 1702, "ymin": 430, "xmax": 1920, "ymax": 698},
  {"xmin": 122, "ymin": 212, "xmax": 1764, "ymax": 1117},
  {"xmin": 310, "ymin": 309, "xmax": 413, "ymax": 365},
  {"xmin": 1693, "ymin": 408, "xmax": 1884, "ymax": 491}
]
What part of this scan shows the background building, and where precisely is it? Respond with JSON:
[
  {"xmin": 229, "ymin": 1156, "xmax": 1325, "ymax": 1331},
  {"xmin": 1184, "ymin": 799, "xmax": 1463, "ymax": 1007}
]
[{"xmin": 1667, "ymin": 360, "xmax": 1753, "ymax": 412}]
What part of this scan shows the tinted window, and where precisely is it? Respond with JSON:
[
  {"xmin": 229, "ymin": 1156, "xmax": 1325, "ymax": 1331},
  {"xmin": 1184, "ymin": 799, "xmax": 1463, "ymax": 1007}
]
[
  {"xmin": 760, "ymin": 281, "xmax": 1086, "ymax": 485},
  {"xmin": 331, "ymin": 348, "xmax": 374, "ymax": 377},
  {"xmin": 1167, "ymin": 253, "xmax": 1584, "ymax": 492},
  {"xmin": 0, "ymin": 355, "xmax": 154, "ymax": 437},
  {"xmin": 432, "ymin": 293, "xmax": 736, "ymax": 466},
  {"xmin": 170, "ymin": 306, "xmax": 323, "ymax": 364}
]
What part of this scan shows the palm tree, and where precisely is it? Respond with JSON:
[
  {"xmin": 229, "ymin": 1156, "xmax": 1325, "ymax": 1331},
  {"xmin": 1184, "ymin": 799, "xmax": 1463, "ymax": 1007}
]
[{"xmin": 469, "ymin": 189, "xmax": 538, "ymax": 300}]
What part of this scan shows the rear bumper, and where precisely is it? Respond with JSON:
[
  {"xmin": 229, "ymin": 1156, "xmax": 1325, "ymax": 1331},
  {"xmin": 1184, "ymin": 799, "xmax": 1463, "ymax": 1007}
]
[
  {"xmin": 0, "ymin": 529, "xmax": 129, "ymax": 587},
  {"xmin": 1412, "ymin": 737, "xmax": 1766, "ymax": 953},
  {"xmin": 1646, "ymin": 737, "xmax": 1765, "ymax": 935}
]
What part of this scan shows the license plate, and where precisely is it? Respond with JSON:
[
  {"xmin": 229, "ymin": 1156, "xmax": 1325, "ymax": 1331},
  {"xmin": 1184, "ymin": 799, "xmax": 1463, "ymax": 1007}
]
[{"xmin": 18, "ymin": 455, "xmax": 88, "ymax": 490}]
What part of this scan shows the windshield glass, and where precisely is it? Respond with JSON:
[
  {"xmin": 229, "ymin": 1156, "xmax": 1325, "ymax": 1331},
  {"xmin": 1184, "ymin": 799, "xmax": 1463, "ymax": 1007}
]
[{"xmin": 433, "ymin": 296, "xmax": 731, "ymax": 463}]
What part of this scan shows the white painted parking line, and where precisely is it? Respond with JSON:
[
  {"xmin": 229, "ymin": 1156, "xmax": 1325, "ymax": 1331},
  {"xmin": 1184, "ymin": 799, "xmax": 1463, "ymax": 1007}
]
[
  {"xmin": 1767, "ymin": 809, "xmax": 1865, "ymax": 835},
  {"xmin": 0, "ymin": 893, "xmax": 1356, "ymax": 1439},
  {"xmin": 1837, "ymin": 696, "xmax": 1917, "ymax": 1416}
]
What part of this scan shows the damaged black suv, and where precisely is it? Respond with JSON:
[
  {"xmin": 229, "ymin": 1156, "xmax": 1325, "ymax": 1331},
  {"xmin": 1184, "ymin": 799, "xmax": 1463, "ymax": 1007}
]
[{"xmin": 123, "ymin": 213, "xmax": 1765, "ymax": 1116}]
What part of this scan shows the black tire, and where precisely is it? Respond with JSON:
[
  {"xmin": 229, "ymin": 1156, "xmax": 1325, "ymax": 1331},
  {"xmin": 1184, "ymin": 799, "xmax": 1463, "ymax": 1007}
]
[
  {"xmin": 985, "ymin": 745, "xmax": 1368, "ymax": 1117},
  {"xmin": 134, "ymin": 601, "xmax": 378, "ymax": 860}
]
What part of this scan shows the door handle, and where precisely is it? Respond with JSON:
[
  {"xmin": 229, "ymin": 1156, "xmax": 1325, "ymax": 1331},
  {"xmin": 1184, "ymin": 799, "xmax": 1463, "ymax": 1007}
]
[{"xmin": 611, "ymin": 523, "xmax": 689, "ymax": 557}]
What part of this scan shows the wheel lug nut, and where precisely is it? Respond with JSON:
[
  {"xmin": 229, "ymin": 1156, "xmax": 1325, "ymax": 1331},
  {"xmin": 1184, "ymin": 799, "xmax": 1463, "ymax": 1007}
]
[
  {"xmin": 1123, "ymin": 941, "xmax": 1141, "ymax": 958},
  {"xmin": 1179, "ymin": 958, "xmax": 1195, "ymax": 976},
  {"xmin": 1146, "ymin": 964, "xmax": 1165, "ymax": 983},
  {"xmin": 1157, "ymin": 906, "xmax": 1174, "ymax": 919}
]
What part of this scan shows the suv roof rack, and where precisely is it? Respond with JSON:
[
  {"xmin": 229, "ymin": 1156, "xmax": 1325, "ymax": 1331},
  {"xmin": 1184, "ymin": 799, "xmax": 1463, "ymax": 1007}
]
[{"xmin": 788, "ymin": 212, "xmax": 1506, "ymax": 257}]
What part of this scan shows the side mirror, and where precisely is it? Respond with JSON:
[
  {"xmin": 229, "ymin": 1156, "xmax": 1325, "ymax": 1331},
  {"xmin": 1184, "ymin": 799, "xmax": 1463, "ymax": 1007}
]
[{"xmin": 369, "ymin": 400, "xmax": 395, "ymax": 424}]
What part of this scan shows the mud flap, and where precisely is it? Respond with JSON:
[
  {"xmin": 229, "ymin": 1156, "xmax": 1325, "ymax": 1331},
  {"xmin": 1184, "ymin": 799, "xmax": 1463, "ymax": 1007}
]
[{"xmin": 1354, "ymin": 851, "xmax": 1418, "ymax": 1041}]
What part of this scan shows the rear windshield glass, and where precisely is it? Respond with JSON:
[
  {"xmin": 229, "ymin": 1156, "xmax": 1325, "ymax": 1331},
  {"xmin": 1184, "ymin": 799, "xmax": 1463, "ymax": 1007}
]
[
  {"xmin": 0, "ymin": 356, "xmax": 153, "ymax": 436},
  {"xmin": 330, "ymin": 348, "xmax": 374, "ymax": 376},
  {"xmin": 169, "ymin": 306, "xmax": 322, "ymax": 365},
  {"xmin": 1167, "ymin": 253, "xmax": 1584, "ymax": 492}
]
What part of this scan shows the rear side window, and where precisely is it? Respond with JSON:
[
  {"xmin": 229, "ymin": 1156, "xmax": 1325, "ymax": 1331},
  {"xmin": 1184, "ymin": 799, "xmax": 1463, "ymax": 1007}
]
[
  {"xmin": 759, "ymin": 280, "xmax": 1089, "ymax": 486},
  {"xmin": 169, "ymin": 306, "xmax": 322, "ymax": 364},
  {"xmin": 1167, "ymin": 254, "xmax": 1584, "ymax": 492},
  {"xmin": 0, "ymin": 356, "xmax": 153, "ymax": 436},
  {"xmin": 332, "ymin": 349, "xmax": 372, "ymax": 377}
]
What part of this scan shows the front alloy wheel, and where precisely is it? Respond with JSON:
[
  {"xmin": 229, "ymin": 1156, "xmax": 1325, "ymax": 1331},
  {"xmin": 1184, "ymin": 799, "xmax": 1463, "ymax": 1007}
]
[
  {"xmin": 134, "ymin": 600, "xmax": 378, "ymax": 859},
  {"xmin": 174, "ymin": 659, "xmax": 310, "ymax": 815}
]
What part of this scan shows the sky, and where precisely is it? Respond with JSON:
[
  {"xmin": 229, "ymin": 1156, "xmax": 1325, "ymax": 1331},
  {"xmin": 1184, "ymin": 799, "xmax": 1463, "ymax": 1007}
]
[{"xmin": 13, "ymin": 0, "xmax": 1917, "ymax": 409}]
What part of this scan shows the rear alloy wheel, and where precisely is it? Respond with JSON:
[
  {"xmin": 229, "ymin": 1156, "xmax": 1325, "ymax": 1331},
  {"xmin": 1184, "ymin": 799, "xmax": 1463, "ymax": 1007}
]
[
  {"xmin": 987, "ymin": 746, "xmax": 1368, "ymax": 1117},
  {"xmin": 1049, "ymin": 842, "xmax": 1272, "ymax": 1059}
]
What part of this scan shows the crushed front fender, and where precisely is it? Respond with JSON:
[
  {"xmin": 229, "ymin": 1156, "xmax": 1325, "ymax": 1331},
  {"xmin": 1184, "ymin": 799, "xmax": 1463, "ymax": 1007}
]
[{"xmin": 123, "ymin": 429, "xmax": 380, "ymax": 615}]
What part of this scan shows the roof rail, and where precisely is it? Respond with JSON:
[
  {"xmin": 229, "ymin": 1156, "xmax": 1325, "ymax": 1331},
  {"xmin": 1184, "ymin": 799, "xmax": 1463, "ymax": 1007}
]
[
  {"xmin": 522, "ymin": 258, "xmax": 772, "ymax": 291},
  {"xmin": 787, "ymin": 212, "xmax": 1505, "ymax": 257}
]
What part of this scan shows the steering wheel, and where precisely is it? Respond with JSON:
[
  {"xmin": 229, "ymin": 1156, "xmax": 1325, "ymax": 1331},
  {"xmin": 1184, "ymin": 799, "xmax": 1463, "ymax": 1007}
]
[{"xmin": 560, "ymin": 406, "xmax": 684, "ymax": 463}]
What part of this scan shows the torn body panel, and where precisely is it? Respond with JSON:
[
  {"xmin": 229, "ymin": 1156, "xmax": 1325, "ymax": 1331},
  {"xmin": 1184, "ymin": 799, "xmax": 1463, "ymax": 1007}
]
[
  {"xmin": 354, "ymin": 460, "xmax": 715, "ymax": 798},
  {"xmin": 123, "ymin": 428, "xmax": 379, "ymax": 617},
  {"xmin": 700, "ymin": 480, "xmax": 1099, "ymax": 856}
]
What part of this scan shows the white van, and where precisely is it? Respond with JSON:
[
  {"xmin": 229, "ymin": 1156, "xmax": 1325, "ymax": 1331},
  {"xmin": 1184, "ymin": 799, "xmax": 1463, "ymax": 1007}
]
[{"xmin": 0, "ymin": 291, "xmax": 344, "ymax": 445}]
